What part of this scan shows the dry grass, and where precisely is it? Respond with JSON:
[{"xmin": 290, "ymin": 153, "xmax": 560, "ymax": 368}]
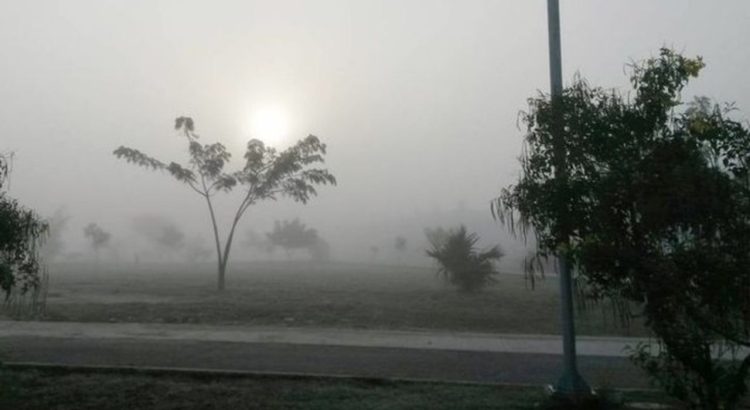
[{"xmin": 35, "ymin": 260, "xmax": 647, "ymax": 336}]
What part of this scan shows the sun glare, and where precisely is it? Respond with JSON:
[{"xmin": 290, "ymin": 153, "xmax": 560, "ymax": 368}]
[{"xmin": 247, "ymin": 106, "xmax": 290, "ymax": 147}]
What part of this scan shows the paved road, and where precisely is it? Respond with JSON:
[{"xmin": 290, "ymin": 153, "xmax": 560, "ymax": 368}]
[{"xmin": 0, "ymin": 321, "xmax": 650, "ymax": 388}]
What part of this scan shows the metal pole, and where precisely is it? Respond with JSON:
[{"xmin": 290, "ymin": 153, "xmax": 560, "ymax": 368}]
[
  {"xmin": 547, "ymin": 0, "xmax": 563, "ymax": 97},
  {"xmin": 546, "ymin": 0, "xmax": 591, "ymax": 397}
]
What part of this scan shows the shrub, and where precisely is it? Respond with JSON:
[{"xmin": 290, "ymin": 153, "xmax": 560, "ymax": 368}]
[{"xmin": 425, "ymin": 226, "xmax": 503, "ymax": 292}]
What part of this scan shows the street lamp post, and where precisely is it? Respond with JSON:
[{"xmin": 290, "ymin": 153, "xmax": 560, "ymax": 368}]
[{"xmin": 546, "ymin": 0, "xmax": 592, "ymax": 397}]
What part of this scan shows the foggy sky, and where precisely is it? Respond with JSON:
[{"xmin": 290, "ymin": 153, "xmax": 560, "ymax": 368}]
[{"xmin": 3, "ymin": 1, "xmax": 750, "ymax": 266}]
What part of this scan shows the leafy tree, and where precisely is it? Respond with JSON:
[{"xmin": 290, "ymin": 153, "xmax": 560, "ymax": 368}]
[
  {"xmin": 494, "ymin": 49, "xmax": 750, "ymax": 409},
  {"xmin": 40, "ymin": 207, "xmax": 69, "ymax": 262},
  {"xmin": 114, "ymin": 117, "xmax": 336, "ymax": 290},
  {"xmin": 244, "ymin": 229, "xmax": 275, "ymax": 256},
  {"xmin": 158, "ymin": 226, "xmax": 183, "ymax": 251},
  {"xmin": 266, "ymin": 218, "xmax": 320, "ymax": 258},
  {"xmin": 308, "ymin": 238, "xmax": 331, "ymax": 262},
  {"xmin": 369, "ymin": 245, "xmax": 380, "ymax": 261},
  {"xmin": 394, "ymin": 235, "xmax": 407, "ymax": 263},
  {"xmin": 83, "ymin": 223, "xmax": 110, "ymax": 255},
  {"xmin": 132, "ymin": 215, "xmax": 185, "ymax": 255},
  {"xmin": 425, "ymin": 226, "xmax": 503, "ymax": 292},
  {"xmin": 394, "ymin": 235, "xmax": 407, "ymax": 253},
  {"xmin": 184, "ymin": 235, "xmax": 212, "ymax": 263},
  {"xmin": 0, "ymin": 154, "xmax": 47, "ymax": 297}
]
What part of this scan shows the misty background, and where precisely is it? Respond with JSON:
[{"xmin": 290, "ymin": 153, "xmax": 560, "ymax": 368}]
[{"xmin": 2, "ymin": 0, "xmax": 749, "ymax": 270}]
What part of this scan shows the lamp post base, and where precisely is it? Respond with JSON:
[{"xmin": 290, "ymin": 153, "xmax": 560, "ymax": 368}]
[
  {"xmin": 546, "ymin": 371, "xmax": 595, "ymax": 401},
  {"xmin": 544, "ymin": 383, "xmax": 599, "ymax": 409}
]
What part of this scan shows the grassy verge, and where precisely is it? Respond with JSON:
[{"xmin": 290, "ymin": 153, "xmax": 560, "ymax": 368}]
[
  {"xmin": 36, "ymin": 261, "xmax": 647, "ymax": 336},
  {"xmin": 0, "ymin": 366, "xmax": 673, "ymax": 410}
]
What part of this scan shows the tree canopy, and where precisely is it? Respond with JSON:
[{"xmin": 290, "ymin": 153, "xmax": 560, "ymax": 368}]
[
  {"xmin": 132, "ymin": 215, "xmax": 185, "ymax": 253},
  {"xmin": 494, "ymin": 48, "xmax": 750, "ymax": 409},
  {"xmin": 83, "ymin": 223, "xmax": 111, "ymax": 252},
  {"xmin": 394, "ymin": 236, "xmax": 407, "ymax": 253},
  {"xmin": 266, "ymin": 218, "xmax": 321, "ymax": 258}
]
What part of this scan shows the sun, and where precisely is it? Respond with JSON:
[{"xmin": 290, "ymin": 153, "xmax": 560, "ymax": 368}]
[{"xmin": 247, "ymin": 106, "xmax": 290, "ymax": 147}]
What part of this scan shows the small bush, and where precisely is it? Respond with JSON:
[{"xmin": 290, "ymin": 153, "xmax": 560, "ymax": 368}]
[{"xmin": 425, "ymin": 226, "xmax": 503, "ymax": 292}]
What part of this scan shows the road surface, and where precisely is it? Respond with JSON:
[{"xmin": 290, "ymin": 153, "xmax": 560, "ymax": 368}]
[{"xmin": 0, "ymin": 321, "xmax": 650, "ymax": 388}]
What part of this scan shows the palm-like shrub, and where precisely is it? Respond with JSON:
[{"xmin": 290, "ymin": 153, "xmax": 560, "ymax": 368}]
[{"xmin": 425, "ymin": 226, "xmax": 503, "ymax": 292}]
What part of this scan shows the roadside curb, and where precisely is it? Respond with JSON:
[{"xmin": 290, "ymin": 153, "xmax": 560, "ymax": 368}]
[
  {"xmin": 0, "ymin": 320, "xmax": 651, "ymax": 343},
  {"xmin": 0, "ymin": 321, "xmax": 649, "ymax": 357}
]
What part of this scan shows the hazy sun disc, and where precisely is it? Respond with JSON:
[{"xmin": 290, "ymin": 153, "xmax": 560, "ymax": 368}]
[{"xmin": 247, "ymin": 106, "xmax": 290, "ymax": 147}]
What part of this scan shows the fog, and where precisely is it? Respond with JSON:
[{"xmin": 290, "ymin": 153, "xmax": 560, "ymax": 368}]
[{"xmin": 3, "ymin": 1, "xmax": 750, "ymax": 270}]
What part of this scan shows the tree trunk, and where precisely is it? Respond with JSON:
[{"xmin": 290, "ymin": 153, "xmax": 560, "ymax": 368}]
[
  {"xmin": 217, "ymin": 264, "xmax": 226, "ymax": 291},
  {"xmin": 215, "ymin": 249, "xmax": 224, "ymax": 291},
  {"xmin": 203, "ymin": 194, "xmax": 225, "ymax": 292},
  {"xmin": 215, "ymin": 211, "xmax": 243, "ymax": 293}
]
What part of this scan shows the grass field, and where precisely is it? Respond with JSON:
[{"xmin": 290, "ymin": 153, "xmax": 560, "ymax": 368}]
[
  {"xmin": 0, "ymin": 367, "xmax": 672, "ymax": 410},
  {"xmin": 28, "ymin": 260, "xmax": 646, "ymax": 336}
]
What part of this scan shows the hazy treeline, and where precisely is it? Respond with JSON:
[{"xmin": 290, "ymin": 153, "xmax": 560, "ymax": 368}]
[{"xmin": 37, "ymin": 205, "xmax": 528, "ymax": 273}]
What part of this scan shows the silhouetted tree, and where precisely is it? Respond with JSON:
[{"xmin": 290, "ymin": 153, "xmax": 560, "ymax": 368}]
[
  {"xmin": 132, "ymin": 215, "xmax": 185, "ymax": 256},
  {"xmin": 114, "ymin": 117, "xmax": 336, "ymax": 290},
  {"xmin": 308, "ymin": 238, "xmax": 331, "ymax": 262},
  {"xmin": 244, "ymin": 229, "xmax": 275, "ymax": 255},
  {"xmin": 394, "ymin": 235, "xmax": 407, "ymax": 263},
  {"xmin": 0, "ymin": 154, "xmax": 47, "ymax": 296},
  {"xmin": 266, "ymin": 219, "xmax": 319, "ymax": 258},
  {"xmin": 83, "ymin": 223, "xmax": 110, "ymax": 256},
  {"xmin": 184, "ymin": 235, "xmax": 212, "ymax": 263},
  {"xmin": 494, "ymin": 49, "xmax": 750, "ymax": 409},
  {"xmin": 394, "ymin": 235, "xmax": 407, "ymax": 253},
  {"xmin": 369, "ymin": 245, "xmax": 380, "ymax": 261},
  {"xmin": 40, "ymin": 207, "xmax": 69, "ymax": 262},
  {"xmin": 425, "ymin": 226, "xmax": 503, "ymax": 292}
]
